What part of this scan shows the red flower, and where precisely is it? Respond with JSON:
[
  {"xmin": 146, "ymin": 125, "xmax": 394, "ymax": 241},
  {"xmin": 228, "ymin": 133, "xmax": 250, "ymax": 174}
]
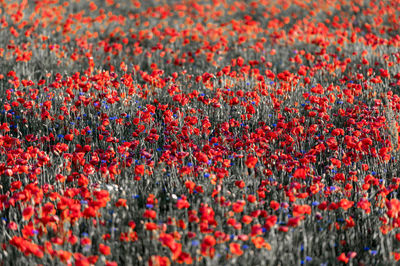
[
  {"xmin": 393, "ymin": 252, "xmax": 400, "ymax": 261},
  {"xmin": 232, "ymin": 200, "xmax": 245, "ymax": 213},
  {"xmin": 201, "ymin": 235, "xmax": 216, "ymax": 257},
  {"xmin": 185, "ymin": 180, "xmax": 196, "ymax": 193},
  {"xmin": 270, "ymin": 200, "xmax": 280, "ymax": 210},
  {"xmin": 65, "ymin": 134, "xmax": 74, "ymax": 141},
  {"xmin": 176, "ymin": 252, "xmax": 192, "ymax": 264},
  {"xmin": 235, "ymin": 180, "xmax": 245, "ymax": 189},
  {"xmin": 80, "ymin": 237, "xmax": 91, "ymax": 246},
  {"xmin": 278, "ymin": 226, "xmax": 289, "ymax": 232},
  {"xmin": 339, "ymin": 199, "xmax": 354, "ymax": 211},
  {"xmin": 292, "ymin": 205, "xmax": 311, "ymax": 216},
  {"xmin": 247, "ymin": 194, "xmax": 257, "ymax": 203},
  {"xmin": 143, "ymin": 209, "xmax": 157, "ymax": 219},
  {"xmin": 68, "ymin": 234, "xmax": 78, "ymax": 245},
  {"xmin": 7, "ymin": 221, "xmax": 18, "ymax": 230},
  {"xmin": 134, "ymin": 165, "xmax": 144, "ymax": 176},
  {"xmin": 264, "ymin": 215, "xmax": 277, "ymax": 230},
  {"xmin": 345, "ymin": 216, "xmax": 355, "ymax": 228},
  {"xmin": 357, "ymin": 198, "xmax": 371, "ymax": 214},
  {"xmin": 245, "ymin": 155, "xmax": 258, "ymax": 168},
  {"xmin": 287, "ymin": 216, "xmax": 304, "ymax": 227},
  {"xmin": 148, "ymin": 255, "xmax": 171, "ymax": 266},
  {"xmin": 337, "ymin": 253, "xmax": 349, "ymax": 264},
  {"xmin": 230, "ymin": 242, "xmax": 243, "ymax": 256},
  {"xmin": 331, "ymin": 128, "xmax": 344, "ymax": 136},
  {"xmin": 99, "ymin": 244, "xmax": 111, "ymax": 256},
  {"xmin": 145, "ymin": 222, "xmax": 158, "ymax": 231},
  {"xmin": 196, "ymin": 152, "xmax": 209, "ymax": 164},
  {"xmin": 252, "ymin": 236, "xmax": 265, "ymax": 249},
  {"xmin": 22, "ymin": 205, "xmax": 34, "ymax": 221},
  {"xmin": 83, "ymin": 206, "xmax": 97, "ymax": 218},
  {"xmin": 241, "ymin": 215, "xmax": 253, "ymax": 224},
  {"xmin": 115, "ymin": 198, "xmax": 127, "ymax": 207},
  {"xmin": 74, "ymin": 253, "xmax": 90, "ymax": 266},
  {"xmin": 386, "ymin": 198, "xmax": 400, "ymax": 218},
  {"xmin": 177, "ymin": 196, "xmax": 190, "ymax": 209},
  {"xmin": 10, "ymin": 180, "xmax": 22, "ymax": 192},
  {"xmin": 57, "ymin": 250, "xmax": 72, "ymax": 263},
  {"xmin": 293, "ymin": 168, "xmax": 306, "ymax": 179}
]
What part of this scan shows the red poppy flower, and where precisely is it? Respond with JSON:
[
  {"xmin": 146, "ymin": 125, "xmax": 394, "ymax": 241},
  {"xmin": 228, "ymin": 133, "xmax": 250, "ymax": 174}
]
[
  {"xmin": 115, "ymin": 198, "xmax": 127, "ymax": 207},
  {"xmin": 287, "ymin": 216, "xmax": 304, "ymax": 227},
  {"xmin": 10, "ymin": 180, "xmax": 22, "ymax": 192},
  {"xmin": 229, "ymin": 242, "xmax": 243, "ymax": 256},
  {"xmin": 8, "ymin": 221, "xmax": 18, "ymax": 231},
  {"xmin": 196, "ymin": 152, "xmax": 209, "ymax": 164},
  {"xmin": 201, "ymin": 235, "xmax": 216, "ymax": 257},
  {"xmin": 337, "ymin": 253, "xmax": 349, "ymax": 264},
  {"xmin": 134, "ymin": 164, "xmax": 145, "ymax": 176},
  {"xmin": 185, "ymin": 180, "xmax": 196, "ymax": 193},
  {"xmin": 232, "ymin": 200, "xmax": 245, "ymax": 213},
  {"xmin": 22, "ymin": 205, "xmax": 34, "ymax": 220},
  {"xmin": 145, "ymin": 222, "xmax": 158, "ymax": 231},
  {"xmin": 65, "ymin": 134, "xmax": 74, "ymax": 141},
  {"xmin": 245, "ymin": 155, "xmax": 258, "ymax": 168},
  {"xmin": 177, "ymin": 196, "xmax": 190, "ymax": 209},
  {"xmin": 264, "ymin": 215, "xmax": 277, "ymax": 230},
  {"xmin": 393, "ymin": 252, "xmax": 400, "ymax": 261},
  {"xmin": 293, "ymin": 168, "xmax": 306, "ymax": 179},
  {"xmin": 339, "ymin": 199, "xmax": 354, "ymax": 211},
  {"xmin": 241, "ymin": 215, "xmax": 253, "ymax": 224},
  {"xmin": 252, "ymin": 236, "xmax": 264, "ymax": 249},
  {"xmin": 148, "ymin": 255, "xmax": 171, "ymax": 266},
  {"xmin": 99, "ymin": 244, "xmax": 111, "ymax": 256},
  {"xmin": 270, "ymin": 200, "xmax": 280, "ymax": 210},
  {"xmin": 80, "ymin": 237, "xmax": 91, "ymax": 246},
  {"xmin": 143, "ymin": 209, "xmax": 157, "ymax": 219}
]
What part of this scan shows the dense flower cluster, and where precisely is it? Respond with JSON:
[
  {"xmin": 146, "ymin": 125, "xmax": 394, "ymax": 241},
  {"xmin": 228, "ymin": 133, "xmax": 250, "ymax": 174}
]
[{"xmin": 0, "ymin": 0, "xmax": 400, "ymax": 265}]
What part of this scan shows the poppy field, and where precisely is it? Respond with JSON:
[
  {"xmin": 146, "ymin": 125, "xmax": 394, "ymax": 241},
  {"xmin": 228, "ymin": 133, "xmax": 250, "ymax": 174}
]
[{"xmin": 1, "ymin": 0, "xmax": 400, "ymax": 265}]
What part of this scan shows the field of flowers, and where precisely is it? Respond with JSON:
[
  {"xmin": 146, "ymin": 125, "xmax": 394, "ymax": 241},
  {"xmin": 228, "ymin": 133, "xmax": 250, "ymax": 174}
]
[{"xmin": 1, "ymin": 0, "xmax": 400, "ymax": 265}]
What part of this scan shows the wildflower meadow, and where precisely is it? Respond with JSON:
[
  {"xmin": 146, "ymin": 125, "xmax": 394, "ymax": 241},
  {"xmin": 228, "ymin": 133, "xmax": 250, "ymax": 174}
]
[{"xmin": 1, "ymin": 0, "xmax": 400, "ymax": 265}]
